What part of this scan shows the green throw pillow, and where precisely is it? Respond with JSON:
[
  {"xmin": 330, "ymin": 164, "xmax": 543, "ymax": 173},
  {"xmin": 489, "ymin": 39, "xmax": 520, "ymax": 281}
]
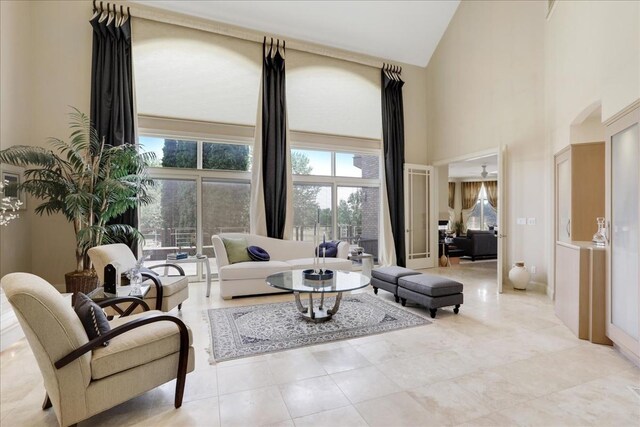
[{"xmin": 222, "ymin": 237, "xmax": 252, "ymax": 264}]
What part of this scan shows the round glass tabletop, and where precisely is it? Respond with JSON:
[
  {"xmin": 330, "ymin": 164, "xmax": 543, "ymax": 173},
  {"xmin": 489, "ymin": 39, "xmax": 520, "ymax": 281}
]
[{"xmin": 266, "ymin": 269, "xmax": 370, "ymax": 293}]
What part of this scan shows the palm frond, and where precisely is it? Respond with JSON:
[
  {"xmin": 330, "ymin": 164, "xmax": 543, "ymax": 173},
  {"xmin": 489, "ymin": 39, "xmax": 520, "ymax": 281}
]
[{"xmin": 2, "ymin": 107, "xmax": 156, "ymax": 271}]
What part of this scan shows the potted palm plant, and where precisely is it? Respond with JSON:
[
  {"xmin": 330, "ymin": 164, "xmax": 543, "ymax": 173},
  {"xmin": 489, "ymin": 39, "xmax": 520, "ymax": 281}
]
[{"xmin": 0, "ymin": 108, "xmax": 155, "ymax": 296}]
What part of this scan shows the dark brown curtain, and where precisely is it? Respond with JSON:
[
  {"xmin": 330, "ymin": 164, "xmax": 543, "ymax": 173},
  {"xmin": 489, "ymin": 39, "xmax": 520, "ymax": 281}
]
[
  {"xmin": 461, "ymin": 182, "xmax": 483, "ymax": 210},
  {"xmin": 448, "ymin": 182, "xmax": 456, "ymax": 209},
  {"xmin": 261, "ymin": 39, "xmax": 288, "ymax": 239},
  {"xmin": 90, "ymin": 9, "xmax": 137, "ymax": 247},
  {"xmin": 381, "ymin": 65, "xmax": 406, "ymax": 267},
  {"xmin": 90, "ymin": 13, "xmax": 135, "ymax": 148},
  {"xmin": 485, "ymin": 180, "xmax": 498, "ymax": 208}
]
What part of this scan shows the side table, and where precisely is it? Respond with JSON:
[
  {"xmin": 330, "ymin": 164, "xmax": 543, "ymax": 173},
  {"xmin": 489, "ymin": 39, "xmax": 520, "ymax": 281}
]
[
  {"xmin": 348, "ymin": 253, "xmax": 374, "ymax": 278},
  {"xmin": 165, "ymin": 255, "xmax": 212, "ymax": 297}
]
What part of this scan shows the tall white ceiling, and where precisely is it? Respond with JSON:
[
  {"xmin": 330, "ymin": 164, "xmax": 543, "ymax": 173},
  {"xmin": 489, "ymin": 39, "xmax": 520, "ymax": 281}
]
[{"xmin": 130, "ymin": 1, "xmax": 460, "ymax": 67}]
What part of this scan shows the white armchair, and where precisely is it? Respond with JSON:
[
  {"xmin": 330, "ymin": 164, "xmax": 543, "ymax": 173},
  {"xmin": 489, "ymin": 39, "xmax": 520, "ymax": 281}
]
[
  {"xmin": 1, "ymin": 272, "xmax": 195, "ymax": 427},
  {"xmin": 88, "ymin": 244, "xmax": 189, "ymax": 312}
]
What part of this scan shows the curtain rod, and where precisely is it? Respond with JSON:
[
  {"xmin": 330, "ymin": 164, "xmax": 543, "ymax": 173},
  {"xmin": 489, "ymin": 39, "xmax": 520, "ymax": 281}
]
[{"xmin": 108, "ymin": 0, "xmax": 400, "ymax": 71}]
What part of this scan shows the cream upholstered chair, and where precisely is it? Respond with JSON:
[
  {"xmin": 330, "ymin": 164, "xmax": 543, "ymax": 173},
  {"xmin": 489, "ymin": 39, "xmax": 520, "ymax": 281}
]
[
  {"xmin": 1, "ymin": 272, "xmax": 195, "ymax": 427},
  {"xmin": 88, "ymin": 244, "xmax": 189, "ymax": 312}
]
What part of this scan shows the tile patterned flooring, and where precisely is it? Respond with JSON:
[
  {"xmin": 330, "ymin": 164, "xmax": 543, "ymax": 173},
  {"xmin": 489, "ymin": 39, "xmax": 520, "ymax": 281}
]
[{"xmin": 1, "ymin": 262, "xmax": 639, "ymax": 426}]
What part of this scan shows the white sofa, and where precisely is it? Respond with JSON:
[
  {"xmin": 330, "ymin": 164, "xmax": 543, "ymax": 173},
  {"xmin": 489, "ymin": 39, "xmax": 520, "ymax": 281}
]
[{"xmin": 211, "ymin": 233, "xmax": 352, "ymax": 299}]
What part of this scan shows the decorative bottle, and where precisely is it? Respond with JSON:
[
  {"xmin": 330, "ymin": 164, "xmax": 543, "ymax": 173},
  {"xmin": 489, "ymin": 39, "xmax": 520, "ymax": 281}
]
[{"xmin": 592, "ymin": 217, "xmax": 607, "ymax": 247}]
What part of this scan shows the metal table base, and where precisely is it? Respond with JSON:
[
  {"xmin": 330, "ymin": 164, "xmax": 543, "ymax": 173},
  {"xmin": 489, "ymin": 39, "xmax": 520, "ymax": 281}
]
[{"xmin": 293, "ymin": 291, "xmax": 343, "ymax": 323}]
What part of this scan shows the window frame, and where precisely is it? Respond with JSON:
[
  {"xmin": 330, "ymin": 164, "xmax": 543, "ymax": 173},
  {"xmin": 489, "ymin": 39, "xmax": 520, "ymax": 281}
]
[
  {"xmin": 138, "ymin": 121, "xmax": 253, "ymax": 279},
  {"xmin": 138, "ymin": 117, "xmax": 384, "ymax": 274},
  {"xmin": 290, "ymin": 142, "xmax": 382, "ymax": 249},
  {"xmin": 466, "ymin": 183, "xmax": 497, "ymax": 231}
]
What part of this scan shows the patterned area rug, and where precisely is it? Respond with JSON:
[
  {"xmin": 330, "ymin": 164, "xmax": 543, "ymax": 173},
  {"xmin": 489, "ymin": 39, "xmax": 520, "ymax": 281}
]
[{"xmin": 207, "ymin": 293, "xmax": 430, "ymax": 362}]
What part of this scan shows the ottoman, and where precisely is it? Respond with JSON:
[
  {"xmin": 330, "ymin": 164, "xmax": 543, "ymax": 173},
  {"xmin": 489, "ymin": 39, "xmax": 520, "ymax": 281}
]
[
  {"xmin": 371, "ymin": 266, "xmax": 421, "ymax": 302},
  {"xmin": 397, "ymin": 274, "xmax": 463, "ymax": 318}
]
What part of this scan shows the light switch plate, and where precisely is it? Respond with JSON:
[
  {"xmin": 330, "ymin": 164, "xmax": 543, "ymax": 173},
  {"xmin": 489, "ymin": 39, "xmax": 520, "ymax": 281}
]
[
  {"xmin": 527, "ymin": 218, "xmax": 536, "ymax": 225},
  {"xmin": 517, "ymin": 218, "xmax": 526, "ymax": 225}
]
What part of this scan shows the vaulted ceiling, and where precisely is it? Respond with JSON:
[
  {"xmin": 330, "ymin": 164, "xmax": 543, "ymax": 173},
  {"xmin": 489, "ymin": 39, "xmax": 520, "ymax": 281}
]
[{"xmin": 131, "ymin": 1, "xmax": 460, "ymax": 67}]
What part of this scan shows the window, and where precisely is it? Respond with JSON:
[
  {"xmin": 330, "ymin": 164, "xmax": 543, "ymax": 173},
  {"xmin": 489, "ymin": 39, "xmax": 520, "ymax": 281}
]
[
  {"xmin": 292, "ymin": 184, "xmax": 332, "ymax": 242},
  {"xmin": 291, "ymin": 147, "xmax": 381, "ymax": 261},
  {"xmin": 203, "ymin": 142, "xmax": 251, "ymax": 171},
  {"xmin": 201, "ymin": 180, "xmax": 251, "ymax": 259},
  {"xmin": 137, "ymin": 129, "xmax": 381, "ymax": 274},
  {"xmin": 291, "ymin": 149, "xmax": 331, "ymax": 176},
  {"xmin": 140, "ymin": 178, "xmax": 197, "ymax": 266},
  {"xmin": 138, "ymin": 133, "xmax": 252, "ymax": 277},
  {"xmin": 139, "ymin": 136, "xmax": 197, "ymax": 169},
  {"xmin": 466, "ymin": 184, "xmax": 497, "ymax": 231},
  {"xmin": 336, "ymin": 153, "xmax": 379, "ymax": 179},
  {"xmin": 338, "ymin": 186, "xmax": 379, "ymax": 257}
]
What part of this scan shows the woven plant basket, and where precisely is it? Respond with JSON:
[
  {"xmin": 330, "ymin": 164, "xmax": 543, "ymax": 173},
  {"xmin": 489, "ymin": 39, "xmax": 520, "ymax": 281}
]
[{"xmin": 65, "ymin": 271, "xmax": 99, "ymax": 305}]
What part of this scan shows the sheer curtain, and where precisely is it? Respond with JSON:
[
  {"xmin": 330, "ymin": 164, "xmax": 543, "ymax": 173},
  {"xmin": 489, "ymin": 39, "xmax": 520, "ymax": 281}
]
[
  {"xmin": 461, "ymin": 181, "xmax": 483, "ymax": 228},
  {"xmin": 448, "ymin": 182, "xmax": 456, "ymax": 226}
]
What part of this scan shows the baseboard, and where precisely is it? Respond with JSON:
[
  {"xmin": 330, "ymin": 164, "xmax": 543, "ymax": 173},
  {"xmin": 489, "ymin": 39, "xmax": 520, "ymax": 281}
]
[
  {"xmin": 527, "ymin": 281, "xmax": 548, "ymax": 294},
  {"xmin": 614, "ymin": 343, "xmax": 640, "ymax": 368}
]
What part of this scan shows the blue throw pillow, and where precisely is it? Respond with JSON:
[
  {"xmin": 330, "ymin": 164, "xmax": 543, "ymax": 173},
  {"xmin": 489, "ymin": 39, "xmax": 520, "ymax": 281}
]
[
  {"xmin": 315, "ymin": 241, "xmax": 339, "ymax": 258},
  {"xmin": 247, "ymin": 245, "xmax": 270, "ymax": 261}
]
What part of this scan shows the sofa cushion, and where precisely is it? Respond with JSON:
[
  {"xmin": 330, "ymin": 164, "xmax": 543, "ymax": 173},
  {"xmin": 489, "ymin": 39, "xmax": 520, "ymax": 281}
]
[
  {"xmin": 219, "ymin": 261, "xmax": 291, "ymax": 280},
  {"xmin": 371, "ymin": 266, "xmax": 420, "ymax": 284},
  {"xmin": 74, "ymin": 292, "xmax": 111, "ymax": 346},
  {"xmin": 286, "ymin": 257, "xmax": 352, "ymax": 271},
  {"xmin": 143, "ymin": 275, "xmax": 189, "ymax": 298},
  {"xmin": 315, "ymin": 241, "xmax": 339, "ymax": 258},
  {"xmin": 91, "ymin": 311, "xmax": 192, "ymax": 380},
  {"xmin": 398, "ymin": 274, "xmax": 463, "ymax": 297},
  {"xmin": 222, "ymin": 237, "xmax": 252, "ymax": 264},
  {"xmin": 247, "ymin": 245, "xmax": 270, "ymax": 262}
]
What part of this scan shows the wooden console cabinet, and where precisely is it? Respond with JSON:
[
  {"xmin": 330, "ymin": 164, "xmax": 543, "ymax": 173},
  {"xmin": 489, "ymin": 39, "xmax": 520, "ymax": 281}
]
[
  {"xmin": 554, "ymin": 142, "xmax": 608, "ymax": 344},
  {"xmin": 555, "ymin": 242, "xmax": 611, "ymax": 344}
]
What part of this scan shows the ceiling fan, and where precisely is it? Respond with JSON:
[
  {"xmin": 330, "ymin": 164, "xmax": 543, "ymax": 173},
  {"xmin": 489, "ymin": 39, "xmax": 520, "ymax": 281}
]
[{"xmin": 480, "ymin": 164, "xmax": 488, "ymax": 179}]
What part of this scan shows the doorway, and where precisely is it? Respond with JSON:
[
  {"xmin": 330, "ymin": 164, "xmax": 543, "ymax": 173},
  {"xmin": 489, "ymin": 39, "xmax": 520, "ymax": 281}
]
[{"xmin": 433, "ymin": 147, "xmax": 507, "ymax": 293}]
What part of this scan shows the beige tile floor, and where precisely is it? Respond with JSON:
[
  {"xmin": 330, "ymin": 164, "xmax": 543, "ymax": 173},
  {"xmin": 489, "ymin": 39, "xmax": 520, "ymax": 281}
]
[{"xmin": 1, "ymin": 262, "xmax": 639, "ymax": 426}]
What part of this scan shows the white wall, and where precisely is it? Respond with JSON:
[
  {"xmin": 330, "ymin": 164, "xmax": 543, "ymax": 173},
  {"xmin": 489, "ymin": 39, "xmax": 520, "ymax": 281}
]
[
  {"xmin": 0, "ymin": 0, "xmax": 429, "ymax": 285},
  {"xmin": 426, "ymin": 0, "xmax": 547, "ymax": 284},
  {"xmin": 546, "ymin": 1, "xmax": 640, "ymax": 154},
  {"xmin": 427, "ymin": 0, "xmax": 639, "ymax": 292},
  {"xmin": 0, "ymin": 1, "xmax": 93, "ymax": 287},
  {"xmin": 0, "ymin": 1, "xmax": 33, "ymax": 278}
]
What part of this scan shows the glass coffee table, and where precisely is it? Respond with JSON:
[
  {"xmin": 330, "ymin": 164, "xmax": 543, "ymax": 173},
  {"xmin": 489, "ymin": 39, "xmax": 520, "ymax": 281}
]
[{"xmin": 266, "ymin": 270, "xmax": 370, "ymax": 322}]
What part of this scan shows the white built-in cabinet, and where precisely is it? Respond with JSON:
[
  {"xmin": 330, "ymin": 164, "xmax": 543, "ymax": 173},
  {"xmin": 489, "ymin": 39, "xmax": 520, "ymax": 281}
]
[{"xmin": 606, "ymin": 105, "xmax": 640, "ymax": 362}]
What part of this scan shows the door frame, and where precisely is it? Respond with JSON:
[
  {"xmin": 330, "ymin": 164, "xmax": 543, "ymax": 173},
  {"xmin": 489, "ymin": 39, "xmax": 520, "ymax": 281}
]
[
  {"xmin": 432, "ymin": 146, "xmax": 507, "ymax": 293},
  {"xmin": 605, "ymin": 105, "xmax": 640, "ymax": 359}
]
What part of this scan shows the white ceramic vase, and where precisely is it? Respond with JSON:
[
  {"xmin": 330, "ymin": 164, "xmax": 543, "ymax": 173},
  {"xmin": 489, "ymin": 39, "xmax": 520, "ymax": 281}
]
[{"xmin": 509, "ymin": 262, "xmax": 530, "ymax": 290}]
